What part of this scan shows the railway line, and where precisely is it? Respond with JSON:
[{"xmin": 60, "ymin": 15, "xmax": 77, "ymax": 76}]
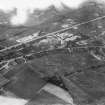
[{"xmin": 0, "ymin": 14, "xmax": 105, "ymax": 53}]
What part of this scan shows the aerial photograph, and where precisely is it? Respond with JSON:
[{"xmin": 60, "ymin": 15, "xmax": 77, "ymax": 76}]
[{"xmin": 1, "ymin": 0, "xmax": 105, "ymax": 105}]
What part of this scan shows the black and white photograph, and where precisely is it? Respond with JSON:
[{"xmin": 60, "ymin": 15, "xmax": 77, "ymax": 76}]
[{"xmin": 0, "ymin": 0, "xmax": 105, "ymax": 105}]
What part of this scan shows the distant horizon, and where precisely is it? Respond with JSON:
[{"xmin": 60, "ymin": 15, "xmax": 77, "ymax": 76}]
[{"xmin": 0, "ymin": 0, "xmax": 104, "ymax": 26}]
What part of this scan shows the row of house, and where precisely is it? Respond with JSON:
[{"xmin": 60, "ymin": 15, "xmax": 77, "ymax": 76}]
[{"xmin": 16, "ymin": 31, "xmax": 40, "ymax": 43}]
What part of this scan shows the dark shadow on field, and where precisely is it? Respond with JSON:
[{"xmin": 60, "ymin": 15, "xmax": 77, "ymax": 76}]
[{"xmin": 3, "ymin": 64, "xmax": 46, "ymax": 99}]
